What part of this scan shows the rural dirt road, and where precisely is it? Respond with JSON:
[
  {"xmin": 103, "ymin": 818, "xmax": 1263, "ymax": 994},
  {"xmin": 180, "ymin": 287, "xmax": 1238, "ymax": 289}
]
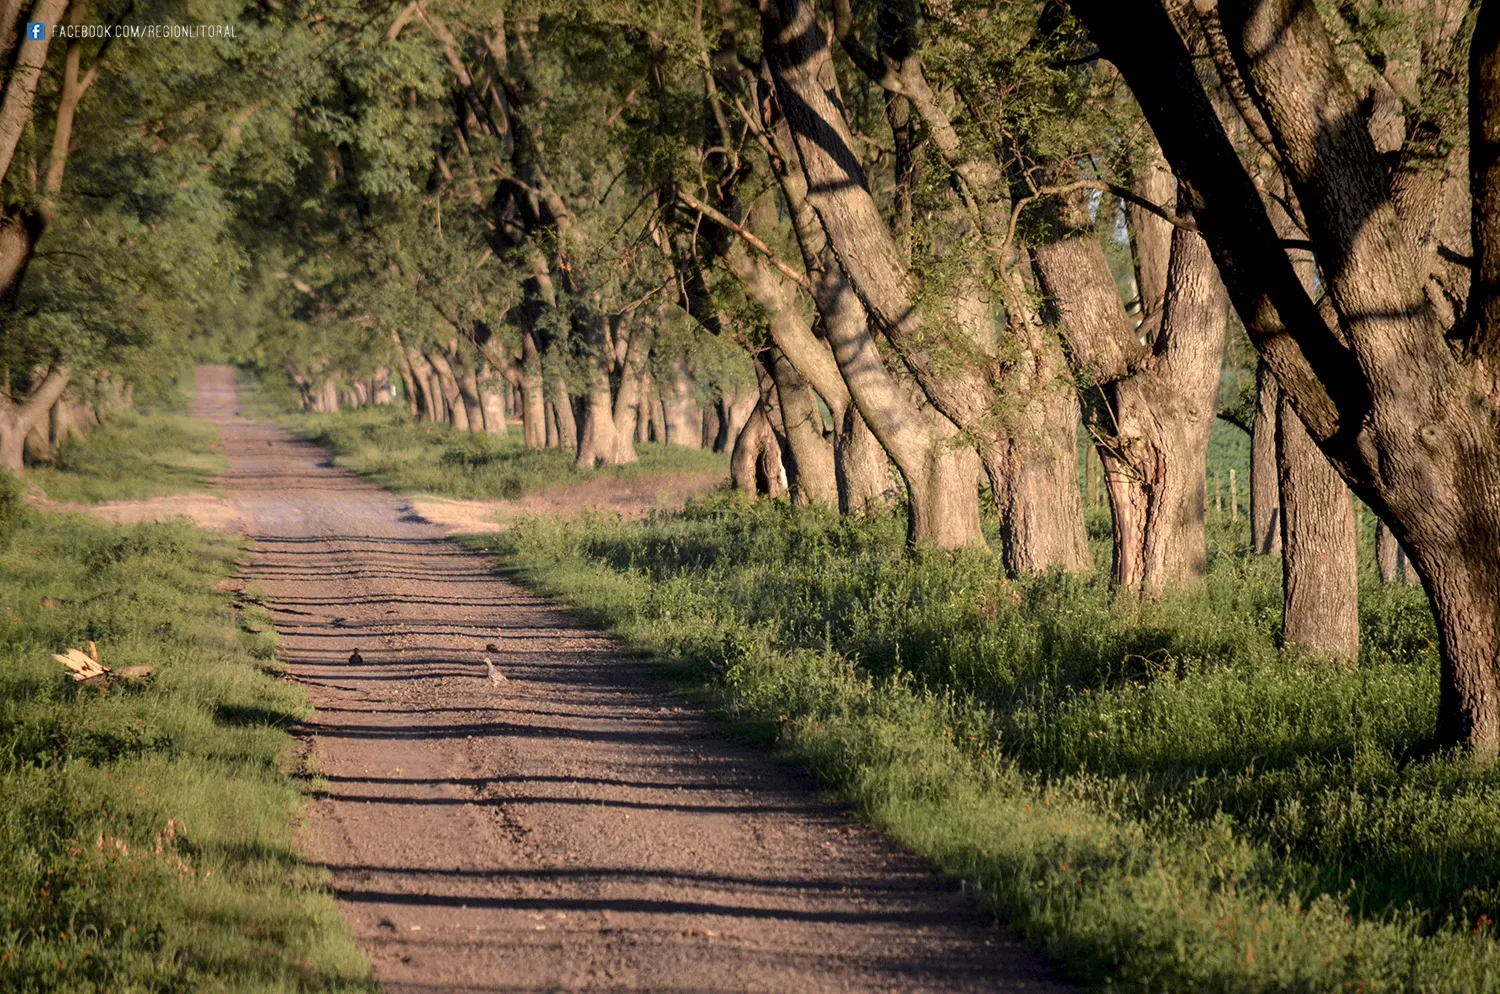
[{"xmin": 195, "ymin": 365, "xmax": 1067, "ymax": 994}]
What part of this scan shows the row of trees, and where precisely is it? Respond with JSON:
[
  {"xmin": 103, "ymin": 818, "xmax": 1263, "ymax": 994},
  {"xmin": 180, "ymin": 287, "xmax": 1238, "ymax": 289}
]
[{"xmin": 5, "ymin": 0, "xmax": 1497, "ymax": 755}]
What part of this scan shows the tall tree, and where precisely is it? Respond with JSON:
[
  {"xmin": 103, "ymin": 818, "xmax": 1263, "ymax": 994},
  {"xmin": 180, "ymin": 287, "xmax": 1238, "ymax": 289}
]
[{"xmin": 1069, "ymin": 0, "xmax": 1500, "ymax": 752}]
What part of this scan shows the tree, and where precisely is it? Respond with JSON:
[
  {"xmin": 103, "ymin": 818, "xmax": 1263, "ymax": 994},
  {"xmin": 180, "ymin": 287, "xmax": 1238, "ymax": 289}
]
[{"xmin": 1068, "ymin": 0, "xmax": 1500, "ymax": 752}]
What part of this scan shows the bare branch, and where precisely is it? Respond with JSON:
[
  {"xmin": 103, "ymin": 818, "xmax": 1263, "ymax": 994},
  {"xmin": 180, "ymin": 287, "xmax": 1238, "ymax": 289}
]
[{"xmin": 675, "ymin": 189, "xmax": 811, "ymax": 291}]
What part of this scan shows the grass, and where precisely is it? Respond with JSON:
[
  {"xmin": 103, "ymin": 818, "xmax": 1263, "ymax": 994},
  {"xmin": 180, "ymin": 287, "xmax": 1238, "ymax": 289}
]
[
  {"xmin": 0, "ymin": 482, "xmax": 372, "ymax": 993},
  {"xmin": 247, "ymin": 385, "xmax": 727, "ymax": 501},
  {"xmin": 26, "ymin": 405, "xmax": 225, "ymax": 504},
  {"xmin": 467, "ymin": 491, "xmax": 1500, "ymax": 994}
]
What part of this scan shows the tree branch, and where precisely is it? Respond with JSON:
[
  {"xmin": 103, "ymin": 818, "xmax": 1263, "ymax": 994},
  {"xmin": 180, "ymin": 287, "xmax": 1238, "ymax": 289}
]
[{"xmin": 675, "ymin": 188, "xmax": 811, "ymax": 291}]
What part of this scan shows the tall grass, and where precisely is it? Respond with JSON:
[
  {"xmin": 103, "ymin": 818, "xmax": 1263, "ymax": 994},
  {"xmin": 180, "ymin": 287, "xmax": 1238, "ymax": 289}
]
[
  {"xmin": 261, "ymin": 402, "xmax": 727, "ymax": 501},
  {"xmin": 0, "ymin": 505, "xmax": 372, "ymax": 992},
  {"xmin": 478, "ymin": 495, "xmax": 1500, "ymax": 993}
]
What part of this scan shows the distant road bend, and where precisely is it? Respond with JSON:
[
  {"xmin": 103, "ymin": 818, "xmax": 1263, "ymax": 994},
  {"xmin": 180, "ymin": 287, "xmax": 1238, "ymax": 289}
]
[{"xmin": 195, "ymin": 365, "xmax": 1068, "ymax": 994}]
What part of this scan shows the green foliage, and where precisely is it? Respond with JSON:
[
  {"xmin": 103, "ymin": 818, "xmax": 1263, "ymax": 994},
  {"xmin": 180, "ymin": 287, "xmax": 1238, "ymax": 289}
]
[
  {"xmin": 0, "ymin": 511, "xmax": 372, "ymax": 992},
  {"xmin": 478, "ymin": 495, "xmax": 1500, "ymax": 993}
]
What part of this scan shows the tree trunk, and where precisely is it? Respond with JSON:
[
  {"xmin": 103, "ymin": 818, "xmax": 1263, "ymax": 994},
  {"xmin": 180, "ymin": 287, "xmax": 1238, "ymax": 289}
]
[
  {"xmin": 997, "ymin": 319, "xmax": 1091, "ymax": 577},
  {"xmin": 609, "ymin": 322, "xmax": 652, "ymax": 465},
  {"xmin": 452, "ymin": 350, "xmax": 486, "ymax": 432},
  {"xmin": 574, "ymin": 341, "xmax": 616, "ymax": 469},
  {"xmin": 1377, "ymin": 518, "xmax": 1400, "ymax": 583},
  {"xmin": 520, "ymin": 328, "xmax": 546, "ymax": 448},
  {"xmin": 721, "ymin": 392, "xmax": 756, "ymax": 453},
  {"xmin": 1277, "ymin": 393, "xmax": 1359, "ymax": 663},
  {"xmin": 544, "ymin": 401, "xmax": 559, "ymax": 448},
  {"xmin": 478, "ymin": 368, "xmax": 507, "ymax": 434},
  {"xmin": 0, "ymin": 0, "xmax": 67, "ymax": 186},
  {"xmin": 713, "ymin": 397, "xmax": 732, "ymax": 452},
  {"xmin": 373, "ymin": 368, "xmax": 395, "ymax": 406},
  {"xmin": 1098, "ymin": 193, "xmax": 1229, "ymax": 596},
  {"xmin": 701, "ymin": 404, "xmax": 719, "ymax": 449},
  {"xmin": 392, "ymin": 334, "xmax": 422, "ymax": 416},
  {"xmin": 635, "ymin": 367, "xmax": 656, "ymax": 444},
  {"xmin": 835, "ymin": 406, "xmax": 890, "ymax": 514},
  {"xmin": 427, "ymin": 350, "xmax": 472, "ymax": 431},
  {"xmin": 406, "ymin": 349, "xmax": 442, "ymax": 422},
  {"xmin": 764, "ymin": 0, "xmax": 1070, "ymax": 558},
  {"xmin": 759, "ymin": 87, "xmax": 984, "ymax": 549},
  {"xmin": 548, "ymin": 373, "xmax": 577, "ymax": 453},
  {"xmin": 1250, "ymin": 362, "xmax": 1281, "ymax": 555},
  {"xmin": 661, "ymin": 356, "xmax": 701, "ymax": 448},
  {"xmin": 723, "ymin": 215, "xmax": 868, "ymax": 510},
  {"xmin": 764, "ymin": 347, "xmax": 837, "ymax": 506},
  {"xmin": 0, "ymin": 213, "xmax": 39, "ymax": 310},
  {"xmin": 731, "ymin": 401, "xmax": 783, "ymax": 497},
  {"xmin": 0, "ymin": 365, "xmax": 70, "ymax": 471},
  {"xmin": 1376, "ymin": 519, "xmax": 1421, "ymax": 586}
]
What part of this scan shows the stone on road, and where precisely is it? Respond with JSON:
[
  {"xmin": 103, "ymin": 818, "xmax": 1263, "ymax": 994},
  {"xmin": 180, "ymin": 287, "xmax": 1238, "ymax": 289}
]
[{"xmin": 193, "ymin": 365, "xmax": 1068, "ymax": 994}]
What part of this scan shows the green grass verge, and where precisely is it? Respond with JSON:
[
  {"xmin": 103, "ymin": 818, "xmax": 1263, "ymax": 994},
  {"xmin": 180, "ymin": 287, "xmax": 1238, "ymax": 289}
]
[
  {"xmin": 26, "ymin": 406, "xmax": 225, "ymax": 503},
  {"xmin": 0, "ymin": 490, "xmax": 372, "ymax": 992},
  {"xmin": 242, "ymin": 380, "xmax": 726, "ymax": 501},
  {"xmin": 474, "ymin": 495, "xmax": 1500, "ymax": 994}
]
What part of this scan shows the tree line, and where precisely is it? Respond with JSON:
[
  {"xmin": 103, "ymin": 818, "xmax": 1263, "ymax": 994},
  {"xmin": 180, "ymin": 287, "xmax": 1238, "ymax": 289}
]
[{"xmin": 2, "ymin": 0, "xmax": 1496, "ymax": 754}]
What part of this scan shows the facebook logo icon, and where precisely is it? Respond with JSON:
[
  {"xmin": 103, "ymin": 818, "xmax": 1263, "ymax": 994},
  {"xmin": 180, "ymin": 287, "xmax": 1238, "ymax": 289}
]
[{"xmin": 25, "ymin": 22, "xmax": 45, "ymax": 39}]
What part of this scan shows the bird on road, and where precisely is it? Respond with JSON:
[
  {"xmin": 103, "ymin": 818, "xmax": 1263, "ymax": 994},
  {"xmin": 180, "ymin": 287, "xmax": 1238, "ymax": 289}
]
[
  {"xmin": 485, "ymin": 642, "xmax": 499, "ymax": 653},
  {"xmin": 484, "ymin": 656, "xmax": 506, "ymax": 687},
  {"xmin": 348, "ymin": 648, "xmax": 363, "ymax": 665}
]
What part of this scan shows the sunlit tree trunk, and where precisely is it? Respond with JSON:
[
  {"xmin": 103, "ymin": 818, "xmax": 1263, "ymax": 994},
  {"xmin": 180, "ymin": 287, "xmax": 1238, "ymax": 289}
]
[
  {"xmin": 574, "ymin": 311, "xmax": 618, "ymax": 469},
  {"xmin": 661, "ymin": 356, "xmax": 701, "ymax": 449},
  {"xmin": 426, "ymin": 350, "xmax": 470, "ymax": 431},
  {"xmin": 609, "ymin": 319, "xmax": 652, "ymax": 466},
  {"xmin": 1277, "ymin": 392, "xmax": 1359, "ymax": 662}
]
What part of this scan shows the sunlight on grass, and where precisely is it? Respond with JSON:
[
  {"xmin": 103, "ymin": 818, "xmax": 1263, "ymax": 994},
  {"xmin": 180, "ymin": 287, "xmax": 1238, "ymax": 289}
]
[
  {"xmin": 476, "ymin": 494, "xmax": 1500, "ymax": 994},
  {"xmin": 26, "ymin": 407, "xmax": 225, "ymax": 503},
  {"xmin": 0, "ymin": 486, "xmax": 372, "ymax": 992}
]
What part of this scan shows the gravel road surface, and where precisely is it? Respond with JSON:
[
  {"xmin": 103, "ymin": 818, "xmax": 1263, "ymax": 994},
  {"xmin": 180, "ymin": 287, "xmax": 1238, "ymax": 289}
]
[{"xmin": 195, "ymin": 365, "xmax": 1068, "ymax": 994}]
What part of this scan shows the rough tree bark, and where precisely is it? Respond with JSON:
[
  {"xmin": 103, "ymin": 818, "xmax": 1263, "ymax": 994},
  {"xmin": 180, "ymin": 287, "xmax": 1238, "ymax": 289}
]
[
  {"xmin": 756, "ymin": 66, "xmax": 983, "ymax": 548},
  {"xmin": 1277, "ymin": 391, "xmax": 1360, "ymax": 662},
  {"xmin": 1070, "ymin": 0, "xmax": 1500, "ymax": 742},
  {"xmin": 1032, "ymin": 172, "xmax": 1226, "ymax": 595},
  {"xmin": 723, "ymin": 198, "xmax": 881, "ymax": 510},
  {"xmin": 763, "ymin": 346, "xmax": 837, "ymax": 506},
  {"xmin": 1250, "ymin": 362, "xmax": 1281, "ymax": 555}
]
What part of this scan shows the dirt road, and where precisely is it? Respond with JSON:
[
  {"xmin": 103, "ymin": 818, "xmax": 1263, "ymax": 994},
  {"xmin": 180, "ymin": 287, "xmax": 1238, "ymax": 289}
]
[{"xmin": 196, "ymin": 366, "xmax": 1066, "ymax": 994}]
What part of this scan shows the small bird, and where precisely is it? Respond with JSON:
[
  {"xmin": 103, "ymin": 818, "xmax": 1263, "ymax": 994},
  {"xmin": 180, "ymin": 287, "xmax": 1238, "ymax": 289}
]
[
  {"xmin": 348, "ymin": 648, "xmax": 363, "ymax": 665},
  {"xmin": 484, "ymin": 656, "xmax": 506, "ymax": 687},
  {"xmin": 485, "ymin": 643, "xmax": 499, "ymax": 653}
]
